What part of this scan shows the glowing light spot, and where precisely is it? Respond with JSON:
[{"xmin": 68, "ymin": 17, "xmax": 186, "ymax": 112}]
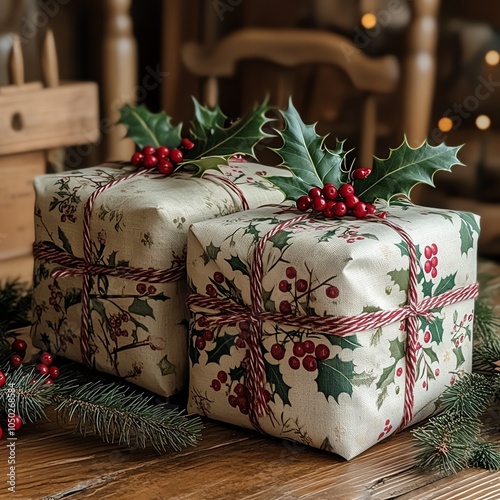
[
  {"xmin": 485, "ymin": 50, "xmax": 500, "ymax": 66},
  {"xmin": 476, "ymin": 114, "xmax": 491, "ymax": 130},
  {"xmin": 361, "ymin": 13, "xmax": 377, "ymax": 30},
  {"xmin": 438, "ymin": 117, "xmax": 453, "ymax": 132}
]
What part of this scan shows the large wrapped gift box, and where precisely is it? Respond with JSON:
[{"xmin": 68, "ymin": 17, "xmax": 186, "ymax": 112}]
[
  {"xmin": 186, "ymin": 203, "xmax": 480, "ymax": 459},
  {"xmin": 31, "ymin": 162, "xmax": 288, "ymax": 396}
]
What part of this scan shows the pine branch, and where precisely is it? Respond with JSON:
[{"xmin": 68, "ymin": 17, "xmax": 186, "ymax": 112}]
[
  {"xmin": 52, "ymin": 380, "xmax": 203, "ymax": 452},
  {"xmin": 470, "ymin": 442, "xmax": 500, "ymax": 471},
  {"xmin": 473, "ymin": 339, "xmax": 500, "ymax": 376},
  {"xmin": 473, "ymin": 300, "xmax": 500, "ymax": 344},
  {"xmin": 0, "ymin": 279, "xmax": 32, "ymax": 337}
]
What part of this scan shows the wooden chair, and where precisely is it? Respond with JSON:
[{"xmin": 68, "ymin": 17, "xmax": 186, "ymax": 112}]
[{"xmin": 182, "ymin": 27, "xmax": 399, "ymax": 168}]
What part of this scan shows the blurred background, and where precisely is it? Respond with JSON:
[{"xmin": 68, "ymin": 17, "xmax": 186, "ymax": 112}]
[{"xmin": 1, "ymin": 0, "xmax": 500, "ymax": 282}]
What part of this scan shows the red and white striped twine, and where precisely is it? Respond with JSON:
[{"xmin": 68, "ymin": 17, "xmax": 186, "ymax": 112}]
[
  {"xmin": 35, "ymin": 166, "xmax": 250, "ymax": 368},
  {"xmin": 187, "ymin": 214, "xmax": 479, "ymax": 432}
]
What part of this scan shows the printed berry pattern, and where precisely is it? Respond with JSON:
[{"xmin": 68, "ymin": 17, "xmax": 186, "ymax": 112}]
[
  {"xmin": 31, "ymin": 163, "xmax": 287, "ymax": 397},
  {"xmin": 186, "ymin": 202, "xmax": 480, "ymax": 460}
]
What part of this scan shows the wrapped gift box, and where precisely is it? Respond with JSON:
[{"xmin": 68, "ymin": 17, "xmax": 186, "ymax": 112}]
[
  {"xmin": 31, "ymin": 161, "xmax": 288, "ymax": 396},
  {"xmin": 186, "ymin": 203, "xmax": 480, "ymax": 459}
]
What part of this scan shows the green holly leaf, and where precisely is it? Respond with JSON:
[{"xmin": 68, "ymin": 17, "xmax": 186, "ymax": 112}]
[
  {"xmin": 262, "ymin": 288, "xmax": 276, "ymax": 312},
  {"xmin": 207, "ymin": 332, "xmax": 235, "ymax": 364},
  {"xmin": 453, "ymin": 345, "xmax": 466, "ymax": 368},
  {"xmin": 107, "ymin": 251, "xmax": 117, "ymax": 267},
  {"xmin": 376, "ymin": 364, "xmax": 395, "ymax": 394},
  {"xmin": 355, "ymin": 138, "xmax": 463, "ymax": 202},
  {"xmin": 363, "ymin": 305, "xmax": 382, "ymax": 313},
  {"xmin": 128, "ymin": 298, "xmax": 155, "ymax": 319},
  {"xmin": 229, "ymin": 365, "xmax": 245, "ymax": 382},
  {"xmin": 188, "ymin": 97, "xmax": 274, "ymax": 161},
  {"xmin": 157, "ymin": 355, "xmax": 176, "ymax": 375},
  {"xmin": 395, "ymin": 241, "xmax": 409, "ymax": 258},
  {"xmin": 64, "ymin": 288, "xmax": 81, "ymax": 310},
  {"xmin": 389, "ymin": 336, "xmax": 406, "ymax": 361},
  {"xmin": 225, "ymin": 255, "xmax": 250, "ymax": 277},
  {"xmin": 434, "ymin": 273, "xmax": 457, "ymax": 296},
  {"xmin": 316, "ymin": 357, "xmax": 355, "ymax": 403},
  {"xmin": 324, "ymin": 334, "xmax": 361, "ymax": 351},
  {"xmin": 422, "ymin": 315, "xmax": 444, "ymax": 344},
  {"xmin": 118, "ymin": 103, "xmax": 182, "ymax": 149},
  {"xmin": 423, "ymin": 346, "xmax": 439, "ymax": 364},
  {"xmin": 201, "ymin": 242, "xmax": 221, "ymax": 265},
  {"xmin": 243, "ymin": 222, "xmax": 261, "ymax": 244},
  {"xmin": 268, "ymin": 230, "xmax": 292, "ymax": 250},
  {"xmin": 189, "ymin": 337, "xmax": 201, "ymax": 365},
  {"xmin": 458, "ymin": 212, "xmax": 480, "ymax": 255},
  {"xmin": 264, "ymin": 358, "xmax": 291, "ymax": 406},
  {"xmin": 182, "ymin": 155, "xmax": 230, "ymax": 178},
  {"xmin": 388, "ymin": 269, "xmax": 409, "ymax": 295},
  {"xmin": 421, "ymin": 278, "xmax": 434, "ymax": 298},
  {"xmin": 352, "ymin": 370, "xmax": 377, "ymax": 387},
  {"xmin": 58, "ymin": 227, "xmax": 73, "ymax": 255},
  {"xmin": 267, "ymin": 100, "xmax": 345, "ymax": 199},
  {"xmin": 317, "ymin": 229, "xmax": 339, "ymax": 243}
]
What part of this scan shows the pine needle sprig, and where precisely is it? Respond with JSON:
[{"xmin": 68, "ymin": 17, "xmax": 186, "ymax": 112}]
[
  {"xmin": 473, "ymin": 300, "xmax": 500, "ymax": 344},
  {"xmin": 0, "ymin": 279, "xmax": 32, "ymax": 348},
  {"xmin": 473, "ymin": 339, "xmax": 500, "ymax": 376},
  {"xmin": 52, "ymin": 380, "xmax": 203, "ymax": 452},
  {"xmin": 438, "ymin": 373, "xmax": 495, "ymax": 418},
  {"xmin": 469, "ymin": 442, "xmax": 500, "ymax": 471}
]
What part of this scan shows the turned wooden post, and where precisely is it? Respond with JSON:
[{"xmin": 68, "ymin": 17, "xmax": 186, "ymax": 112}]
[
  {"xmin": 102, "ymin": 0, "xmax": 137, "ymax": 160},
  {"xmin": 402, "ymin": 0, "xmax": 441, "ymax": 147}
]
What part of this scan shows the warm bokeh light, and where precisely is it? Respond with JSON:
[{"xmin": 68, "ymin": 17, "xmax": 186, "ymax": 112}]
[
  {"xmin": 438, "ymin": 117, "xmax": 453, "ymax": 132},
  {"xmin": 485, "ymin": 50, "xmax": 500, "ymax": 66},
  {"xmin": 361, "ymin": 13, "xmax": 377, "ymax": 30},
  {"xmin": 476, "ymin": 114, "xmax": 491, "ymax": 130}
]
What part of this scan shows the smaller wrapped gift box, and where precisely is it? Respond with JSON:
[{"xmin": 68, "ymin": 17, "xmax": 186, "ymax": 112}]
[
  {"xmin": 30, "ymin": 162, "xmax": 288, "ymax": 397},
  {"xmin": 186, "ymin": 203, "xmax": 480, "ymax": 459}
]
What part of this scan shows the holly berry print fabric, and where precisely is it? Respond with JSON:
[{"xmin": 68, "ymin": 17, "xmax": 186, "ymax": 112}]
[
  {"xmin": 31, "ymin": 162, "xmax": 288, "ymax": 396},
  {"xmin": 186, "ymin": 202, "xmax": 480, "ymax": 459}
]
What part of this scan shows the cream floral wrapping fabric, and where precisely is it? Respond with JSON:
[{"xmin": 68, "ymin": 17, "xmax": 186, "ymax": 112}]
[
  {"xmin": 31, "ymin": 162, "xmax": 288, "ymax": 396},
  {"xmin": 186, "ymin": 202, "xmax": 480, "ymax": 459}
]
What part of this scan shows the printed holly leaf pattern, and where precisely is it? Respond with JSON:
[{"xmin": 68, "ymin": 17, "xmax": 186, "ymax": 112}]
[
  {"xmin": 118, "ymin": 103, "xmax": 182, "ymax": 149},
  {"xmin": 316, "ymin": 356, "xmax": 355, "ymax": 403},
  {"xmin": 268, "ymin": 230, "xmax": 293, "ymax": 250},
  {"xmin": 157, "ymin": 355, "xmax": 176, "ymax": 375},
  {"xmin": 58, "ymin": 227, "xmax": 73, "ymax": 254},
  {"xmin": 355, "ymin": 139, "xmax": 463, "ymax": 202},
  {"xmin": 206, "ymin": 332, "xmax": 235, "ymax": 364},
  {"xmin": 421, "ymin": 315, "xmax": 444, "ymax": 344},
  {"xmin": 264, "ymin": 358, "xmax": 291, "ymax": 406},
  {"xmin": 387, "ymin": 269, "xmax": 409, "ymax": 295},
  {"xmin": 190, "ymin": 337, "xmax": 201, "ymax": 365},
  {"xmin": 129, "ymin": 298, "xmax": 155, "ymax": 319},
  {"xmin": 202, "ymin": 242, "xmax": 221, "ymax": 265},
  {"xmin": 324, "ymin": 335, "xmax": 361, "ymax": 351},
  {"xmin": 458, "ymin": 212, "xmax": 480, "ymax": 255},
  {"xmin": 376, "ymin": 337, "xmax": 405, "ymax": 408},
  {"xmin": 267, "ymin": 100, "xmax": 345, "ymax": 199},
  {"xmin": 64, "ymin": 288, "xmax": 81, "ymax": 310},
  {"xmin": 434, "ymin": 273, "xmax": 457, "ymax": 296},
  {"xmin": 187, "ymin": 98, "xmax": 274, "ymax": 164},
  {"xmin": 453, "ymin": 345, "xmax": 466, "ymax": 368},
  {"xmin": 225, "ymin": 255, "xmax": 250, "ymax": 277}
]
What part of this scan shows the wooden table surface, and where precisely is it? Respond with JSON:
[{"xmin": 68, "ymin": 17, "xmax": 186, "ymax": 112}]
[{"xmin": 1, "ymin": 259, "xmax": 500, "ymax": 499}]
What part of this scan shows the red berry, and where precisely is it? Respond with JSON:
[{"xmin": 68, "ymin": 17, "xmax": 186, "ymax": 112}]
[
  {"xmin": 377, "ymin": 211, "xmax": 387, "ymax": 219},
  {"xmin": 396, "ymin": 367, "xmax": 403, "ymax": 377},
  {"xmin": 302, "ymin": 355, "xmax": 318, "ymax": 372},
  {"xmin": 202, "ymin": 329, "xmax": 214, "ymax": 341},
  {"xmin": 303, "ymin": 340, "xmax": 315, "ymax": 354},
  {"xmin": 10, "ymin": 354, "xmax": 22, "ymax": 368},
  {"xmin": 213, "ymin": 272, "xmax": 224, "ymax": 283},
  {"xmin": 296, "ymin": 195, "xmax": 312, "ymax": 212},
  {"xmin": 333, "ymin": 202, "xmax": 347, "ymax": 217},
  {"xmin": 311, "ymin": 196, "xmax": 327, "ymax": 212},
  {"xmin": 142, "ymin": 153, "xmax": 158, "ymax": 168},
  {"xmin": 234, "ymin": 383, "xmax": 246, "ymax": 396},
  {"xmin": 339, "ymin": 184, "xmax": 355, "ymax": 197},
  {"xmin": 170, "ymin": 148, "xmax": 184, "ymax": 164},
  {"xmin": 0, "ymin": 371, "xmax": 6, "ymax": 387},
  {"xmin": 141, "ymin": 145, "xmax": 156, "ymax": 155},
  {"xmin": 344, "ymin": 194, "xmax": 359, "ymax": 208},
  {"xmin": 279, "ymin": 280, "xmax": 291, "ymax": 293},
  {"xmin": 366, "ymin": 203, "xmax": 376, "ymax": 214},
  {"xmin": 217, "ymin": 370, "xmax": 228, "ymax": 383},
  {"xmin": 235, "ymin": 338, "xmax": 246, "ymax": 349},
  {"xmin": 296, "ymin": 279, "xmax": 308, "ymax": 292},
  {"xmin": 424, "ymin": 245, "xmax": 432, "ymax": 259},
  {"xmin": 12, "ymin": 339, "xmax": 27, "ymax": 353},
  {"xmin": 270, "ymin": 343, "xmax": 285, "ymax": 361},
  {"xmin": 264, "ymin": 390, "xmax": 271, "ymax": 403},
  {"xmin": 285, "ymin": 267, "xmax": 297, "ymax": 279},
  {"xmin": 157, "ymin": 159, "xmax": 174, "ymax": 175},
  {"xmin": 322, "ymin": 183, "xmax": 338, "ymax": 200},
  {"xmin": 431, "ymin": 243, "xmax": 438, "ymax": 255},
  {"xmin": 288, "ymin": 356, "xmax": 300, "ymax": 370},
  {"xmin": 326, "ymin": 285, "xmax": 339, "ymax": 298},
  {"xmin": 148, "ymin": 285, "xmax": 157, "ymax": 295},
  {"xmin": 279, "ymin": 300, "xmax": 292, "ymax": 314},
  {"xmin": 424, "ymin": 261, "xmax": 432, "ymax": 273},
  {"xmin": 49, "ymin": 366, "xmax": 60, "ymax": 379},
  {"xmin": 39, "ymin": 352, "xmax": 53, "ymax": 366},
  {"xmin": 45, "ymin": 378, "xmax": 55, "ymax": 385},
  {"xmin": 352, "ymin": 168, "xmax": 371, "ymax": 180},
  {"xmin": 181, "ymin": 137, "xmax": 195, "ymax": 150},
  {"xmin": 9, "ymin": 414, "xmax": 22, "ymax": 431},
  {"xmin": 315, "ymin": 344, "xmax": 330, "ymax": 360},
  {"xmin": 195, "ymin": 337, "xmax": 206, "ymax": 350},
  {"xmin": 431, "ymin": 267, "xmax": 438, "ymax": 279},
  {"xmin": 424, "ymin": 331, "xmax": 431, "ymax": 343},
  {"xmin": 308, "ymin": 187, "xmax": 322, "ymax": 198},
  {"xmin": 293, "ymin": 342, "xmax": 306, "ymax": 358},
  {"xmin": 435, "ymin": 368, "xmax": 440, "ymax": 376},
  {"xmin": 155, "ymin": 146, "xmax": 170, "ymax": 159},
  {"xmin": 352, "ymin": 202, "xmax": 368, "ymax": 218},
  {"xmin": 323, "ymin": 209, "xmax": 335, "ymax": 219},
  {"xmin": 228, "ymin": 395, "xmax": 238, "ymax": 407},
  {"xmin": 136, "ymin": 283, "xmax": 147, "ymax": 295},
  {"xmin": 131, "ymin": 152, "xmax": 144, "ymax": 166},
  {"xmin": 431, "ymin": 256, "xmax": 438, "ymax": 268},
  {"xmin": 37, "ymin": 363, "xmax": 50, "ymax": 375},
  {"xmin": 211, "ymin": 379, "xmax": 221, "ymax": 391}
]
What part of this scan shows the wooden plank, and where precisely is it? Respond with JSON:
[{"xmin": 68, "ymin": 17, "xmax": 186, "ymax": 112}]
[
  {"xmin": 0, "ymin": 83, "xmax": 99, "ymax": 156},
  {"xmin": 0, "ymin": 152, "xmax": 45, "ymax": 260}
]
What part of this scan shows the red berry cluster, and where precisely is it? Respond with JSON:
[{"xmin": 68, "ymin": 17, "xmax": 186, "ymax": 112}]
[
  {"xmin": 423, "ymin": 243, "xmax": 438, "ymax": 278},
  {"xmin": 130, "ymin": 137, "xmax": 195, "ymax": 176},
  {"xmin": 136, "ymin": 283, "xmax": 157, "ymax": 295},
  {"xmin": 226, "ymin": 382, "xmax": 271, "ymax": 416},
  {"xmin": 270, "ymin": 340, "xmax": 330, "ymax": 372},
  {"xmin": 0, "ymin": 341, "xmax": 61, "ymax": 439}
]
